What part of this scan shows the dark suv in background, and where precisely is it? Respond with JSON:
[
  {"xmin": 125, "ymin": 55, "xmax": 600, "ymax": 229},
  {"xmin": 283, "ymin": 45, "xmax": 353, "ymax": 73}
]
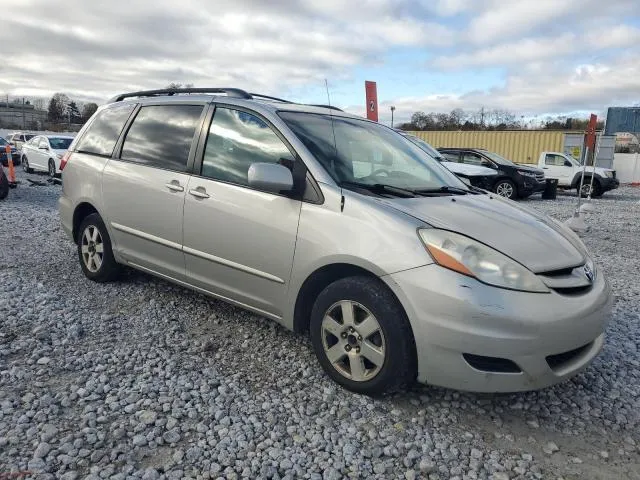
[{"xmin": 437, "ymin": 148, "xmax": 546, "ymax": 200}]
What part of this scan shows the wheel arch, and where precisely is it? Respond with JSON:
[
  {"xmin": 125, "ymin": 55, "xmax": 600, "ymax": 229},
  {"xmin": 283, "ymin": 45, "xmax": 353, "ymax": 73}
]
[
  {"xmin": 72, "ymin": 202, "xmax": 100, "ymax": 244},
  {"xmin": 293, "ymin": 263, "xmax": 412, "ymax": 337}
]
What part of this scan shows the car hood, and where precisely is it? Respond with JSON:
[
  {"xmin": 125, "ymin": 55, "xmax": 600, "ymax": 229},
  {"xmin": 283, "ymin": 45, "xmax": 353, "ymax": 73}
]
[
  {"xmin": 383, "ymin": 194, "xmax": 585, "ymax": 273},
  {"xmin": 441, "ymin": 161, "xmax": 497, "ymax": 177},
  {"xmin": 53, "ymin": 149, "xmax": 68, "ymax": 156}
]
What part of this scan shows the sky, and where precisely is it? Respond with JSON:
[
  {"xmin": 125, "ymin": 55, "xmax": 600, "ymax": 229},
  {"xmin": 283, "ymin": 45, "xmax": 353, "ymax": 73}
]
[{"xmin": 1, "ymin": 0, "xmax": 639, "ymax": 124}]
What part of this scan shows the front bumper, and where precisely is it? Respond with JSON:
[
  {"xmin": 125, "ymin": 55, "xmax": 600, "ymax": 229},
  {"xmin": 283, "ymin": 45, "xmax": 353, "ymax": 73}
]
[
  {"xmin": 383, "ymin": 264, "xmax": 612, "ymax": 392},
  {"xmin": 601, "ymin": 177, "xmax": 619, "ymax": 191},
  {"xmin": 521, "ymin": 178, "xmax": 546, "ymax": 195}
]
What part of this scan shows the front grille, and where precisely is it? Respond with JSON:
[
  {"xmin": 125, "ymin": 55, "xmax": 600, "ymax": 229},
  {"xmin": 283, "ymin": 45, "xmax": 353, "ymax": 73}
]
[
  {"xmin": 546, "ymin": 342, "xmax": 592, "ymax": 371},
  {"xmin": 537, "ymin": 264, "xmax": 594, "ymax": 295},
  {"xmin": 463, "ymin": 354, "xmax": 522, "ymax": 373}
]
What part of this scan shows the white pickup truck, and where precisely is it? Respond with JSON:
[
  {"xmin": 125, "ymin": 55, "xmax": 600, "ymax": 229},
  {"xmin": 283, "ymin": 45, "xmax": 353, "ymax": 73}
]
[{"xmin": 537, "ymin": 151, "xmax": 619, "ymax": 197}]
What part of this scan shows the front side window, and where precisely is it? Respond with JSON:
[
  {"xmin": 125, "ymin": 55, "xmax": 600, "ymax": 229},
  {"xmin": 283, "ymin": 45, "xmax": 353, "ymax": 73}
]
[
  {"xmin": 76, "ymin": 103, "xmax": 135, "ymax": 157},
  {"xmin": 545, "ymin": 154, "xmax": 561, "ymax": 166},
  {"xmin": 121, "ymin": 104, "xmax": 204, "ymax": 172},
  {"xmin": 201, "ymin": 107, "xmax": 295, "ymax": 186},
  {"xmin": 279, "ymin": 111, "xmax": 466, "ymax": 191}
]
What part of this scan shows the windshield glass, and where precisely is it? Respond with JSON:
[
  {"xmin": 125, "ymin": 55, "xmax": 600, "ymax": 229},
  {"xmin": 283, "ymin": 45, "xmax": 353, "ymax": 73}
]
[
  {"xmin": 279, "ymin": 112, "xmax": 467, "ymax": 191},
  {"xmin": 403, "ymin": 135, "xmax": 443, "ymax": 159},
  {"xmin": 481, "ymin": 151, "xmax": 515, "ymax": 166},
  {"xmin": 48, "ymin": 137, "xmax": 73, "ymax": 150},
  {"xmin": 0, "ymin": 137, "xmax": 7, "ymax": 146},
  {"xmin": 25, "ymin": 134, "xmax": 35, "ymax": 140}
]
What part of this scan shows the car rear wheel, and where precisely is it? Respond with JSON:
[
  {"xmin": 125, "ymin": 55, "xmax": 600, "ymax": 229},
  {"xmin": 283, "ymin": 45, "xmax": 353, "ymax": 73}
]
[
  {"xmin": 494, "ymin": 179, "xmax": 517, "ymax": 199},
  {"xmin": 310, "ymin": 276, "xmax": 416, "ymax": 395},
  {"xmin": 22, "ymin": 155, "xmax": 32, "ymax": 173},
  {"xmin": 0, "ymin": 168, "xmax": 8, "ymax": 199},
  {"xmin": 48, "ymin": 159, "xmax": 56, "ymax": 177},
  {"xmin": 77, "ymin": 213, "xmax": 121, "ymax": 282}
]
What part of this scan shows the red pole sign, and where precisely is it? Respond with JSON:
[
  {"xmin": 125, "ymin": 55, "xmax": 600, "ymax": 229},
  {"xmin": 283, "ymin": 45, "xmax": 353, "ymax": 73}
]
[
  {"xmin": 365, "ymin": 81, "xmax": 378, "ymax": 122},
  {"xmin": 585, "ymin": 113, "xmax": 597, "ymax": 150}
]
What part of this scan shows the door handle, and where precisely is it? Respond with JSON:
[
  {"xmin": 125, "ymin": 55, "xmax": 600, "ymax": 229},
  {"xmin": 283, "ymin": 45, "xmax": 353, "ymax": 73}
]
[
  {"xmin": 189, "ymin": 188, "xmax": 210, "ymax": 199},
  {"xmin": 543, "ymin": 167, "xmax": 549, "ymax": 169},
  {"xmin": 165, "ymin": 182, "xmax": 184, "ymax": 192}
]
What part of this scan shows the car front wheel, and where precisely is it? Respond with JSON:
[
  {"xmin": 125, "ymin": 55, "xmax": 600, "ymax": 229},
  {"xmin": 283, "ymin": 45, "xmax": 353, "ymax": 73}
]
[
  {"xmin": 310, "ymin": 276, "xmax": 416, "ymax": 395},
  {"xmin": 22, "ymin": 155, "xmax": 32, "ymax": 173},
  {"xmin": 494, "ymin": 179, "xmax": 517, "ymax": 199}
]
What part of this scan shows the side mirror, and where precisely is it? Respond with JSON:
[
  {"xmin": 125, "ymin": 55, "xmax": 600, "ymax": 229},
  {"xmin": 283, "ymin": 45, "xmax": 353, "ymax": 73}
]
[
  {"xmin": 564, "ymin": 160, "xmax": 572, "ymax": 167},
  {"xmin": 248, "ymin": 162, "xmax": 293, "ymax": 193}
]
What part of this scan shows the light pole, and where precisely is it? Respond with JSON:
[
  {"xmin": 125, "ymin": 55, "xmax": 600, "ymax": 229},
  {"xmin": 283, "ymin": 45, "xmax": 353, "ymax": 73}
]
[{"xmin": 390, "ymin": 106, "xmax": 395, "ymax": 128}]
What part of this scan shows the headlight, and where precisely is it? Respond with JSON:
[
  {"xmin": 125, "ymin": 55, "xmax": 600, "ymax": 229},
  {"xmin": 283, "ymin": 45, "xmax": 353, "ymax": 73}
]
[
  {"xmin": 604, "ymin": 171, "xmax": 613, "ymax": 178},
  {"xmin": 418, "ymin": 229, "xmax": 549, "ymax": 293},
  {"xmin": 517, "ymin": 170, "xmax": 537, "ymax": 178}
]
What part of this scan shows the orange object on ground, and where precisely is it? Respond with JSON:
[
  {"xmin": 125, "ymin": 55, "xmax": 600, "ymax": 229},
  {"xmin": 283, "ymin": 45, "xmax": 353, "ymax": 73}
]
[{"xmin": 5, "ymin": 145, "xmax": 16, "ymax": 184}]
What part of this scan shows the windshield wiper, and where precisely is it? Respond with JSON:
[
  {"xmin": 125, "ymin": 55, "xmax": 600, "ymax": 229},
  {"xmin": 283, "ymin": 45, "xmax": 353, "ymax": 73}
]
[
  {"xmin": 339, "ymin": 181, "xmax": 416, "ymax": 198},
  {"xmin": 414, "ymin": 186, "xmax": 472, "ymax": 195}
]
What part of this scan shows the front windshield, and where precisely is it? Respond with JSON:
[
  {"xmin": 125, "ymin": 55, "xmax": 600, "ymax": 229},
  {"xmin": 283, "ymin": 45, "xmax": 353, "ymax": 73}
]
[
  {"xmin": 279, "ymin": 112, "xmax": 467, "ymax": 191},
  {"xmin": 404, "ymin": 135, "xmax": 443, "ymax": 159},
  {"xmin": 482, "ymin": 151, "xmax": 515, "ymax": 166},
  {"xmin": 49, "ymin": 137, "xmax": 73, "ymax": 150},
  {"xmin": 0, "ymin": 137, "xmax": 7, "ymax": 146}
]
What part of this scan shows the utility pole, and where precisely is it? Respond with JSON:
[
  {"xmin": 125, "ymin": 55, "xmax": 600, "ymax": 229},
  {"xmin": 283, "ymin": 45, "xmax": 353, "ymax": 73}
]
[
  {"xmin": 22, "ymin": 97, "xmax": 25, "ymax": 129},
  {"xmin": 390, "ymin": 106, "xmax": 395, "ymax": 128},
  {"xmin": 480, "ymin": 106, "xmax": 485, "ymax": 129}
]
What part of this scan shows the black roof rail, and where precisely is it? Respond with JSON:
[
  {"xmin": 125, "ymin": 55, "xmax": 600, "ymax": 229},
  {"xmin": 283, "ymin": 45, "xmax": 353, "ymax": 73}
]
[
  {"xmin": 248, "ymin": 93, "xmax": 293, "ymax": 104},
  {"xmin": 109, "ymin": 87, "xmax": 252, "ymax": 103},
  {"xmin": 308, "ymin": 104, "xmax": 344, "ymax": 112}
]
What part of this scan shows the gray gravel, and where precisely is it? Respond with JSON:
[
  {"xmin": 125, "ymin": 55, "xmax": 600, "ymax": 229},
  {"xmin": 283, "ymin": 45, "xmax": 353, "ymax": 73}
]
[{"xmin": 1, "ymin": 170, "xmax": 639, "ymax": 479}]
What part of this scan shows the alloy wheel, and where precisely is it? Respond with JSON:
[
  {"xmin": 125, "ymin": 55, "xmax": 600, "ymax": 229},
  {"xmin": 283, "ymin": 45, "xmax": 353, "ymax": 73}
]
[
  {"xmin": 81, "ymin": 225, "xmax": 104, "ymax": 273},
  {"xmin": 321, "ymin": 300, "xmax": 386, "ymax": 382},
  {"xmin": 496, "ymin": 182, "xmax": 514, "ymax": 198}
]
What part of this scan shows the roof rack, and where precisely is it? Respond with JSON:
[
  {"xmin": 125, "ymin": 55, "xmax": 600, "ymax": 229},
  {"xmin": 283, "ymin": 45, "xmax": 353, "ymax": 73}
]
[
  {"xmin": 108, "ymin": 88, "xmax": 345, "ymax": 112},
  {"xmin": 248, "ymin": 93, "xmax": 293, "ymax": 104},
  {"xmin": 109, "ymin": 87, "xmax": 252, "ymax": 103},
  {"xmin": 308, "ymin": 104, "xmax": 344, "ymax": 112}
]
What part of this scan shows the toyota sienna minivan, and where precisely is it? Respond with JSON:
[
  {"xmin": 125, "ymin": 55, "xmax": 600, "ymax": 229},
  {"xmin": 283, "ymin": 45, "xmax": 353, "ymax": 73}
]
[{"xmin": 59, "ymin": 88, "xmax": 612, "ymax": 395}]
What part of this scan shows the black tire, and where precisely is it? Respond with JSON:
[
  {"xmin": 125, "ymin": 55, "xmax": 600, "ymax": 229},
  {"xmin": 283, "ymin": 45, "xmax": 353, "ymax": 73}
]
[
  {"xmin": 0, "ymin": 168, "xmax": 8, "ymax": 200},
  {"xmin": 494, "ymin": 179, "xmax": 517, "ymax": 199},
  {"xmin": 76, "ymin": 213, "xmax": 121, "ymax": 282},
  {"xmin": 578, "ymin": 178, "xmax": 602, "ymax": 198},
  {"xmin": 48, "ymin": 159, "xmax": 56, "ymax": 177},
  {"xmin": 22, "ymin": 155, "xmax": 32, "ymax": 173},
  {"xmin": 310, "ymin": 276, "xmax": 416, "ymax": 395}
]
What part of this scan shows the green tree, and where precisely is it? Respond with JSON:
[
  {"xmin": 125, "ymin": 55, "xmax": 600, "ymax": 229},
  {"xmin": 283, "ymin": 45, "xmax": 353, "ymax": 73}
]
[
  {"xmin": 81, "ymin": 103, "xmax": 98, "ymax": 123},
  {"xmin": 68, "ymin": 101, "xmax": 82, "ymax": 123},
  {"xmin": 48, "ymin": 93, "xmax": 69, "ymax": 123}
]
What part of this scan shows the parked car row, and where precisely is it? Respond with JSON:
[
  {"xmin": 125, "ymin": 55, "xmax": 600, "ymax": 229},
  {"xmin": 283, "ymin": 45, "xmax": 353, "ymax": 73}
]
[
  {"xmin": 395, "ymin": 133, "xmax": 619, "ymax": 200},
  {"xmin": 58, "ymin": 87, "xmax": 612, "ymax": 395}
]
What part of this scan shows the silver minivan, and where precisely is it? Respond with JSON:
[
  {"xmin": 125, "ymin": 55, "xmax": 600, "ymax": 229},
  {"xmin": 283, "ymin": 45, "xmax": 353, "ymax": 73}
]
[{"xmin": 59, "ymin": 88, "xmax": 612, "ymax": 395}]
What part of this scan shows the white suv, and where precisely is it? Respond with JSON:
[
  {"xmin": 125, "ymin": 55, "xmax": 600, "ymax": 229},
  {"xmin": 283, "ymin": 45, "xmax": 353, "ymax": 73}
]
[{"xmin": 59, "ymin": 88, "xmax": 612, "ymax": 395}]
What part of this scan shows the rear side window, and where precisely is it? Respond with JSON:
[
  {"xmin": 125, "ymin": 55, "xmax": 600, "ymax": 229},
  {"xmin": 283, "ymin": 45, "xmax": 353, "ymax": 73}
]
[
  {"xmin": 441, "ymin": 151, "xmax": 460, "ymax": 162},
  {"xmin": 121, "ymin": 104, "xmax": 204, "ymax": 172},
  {"xmin": 200, "ymin": 107, "xmax": 295, "ymax": 186},
  {"xmin": 76, "ymin": 104, "xmax": 135, "ymax": 157}
]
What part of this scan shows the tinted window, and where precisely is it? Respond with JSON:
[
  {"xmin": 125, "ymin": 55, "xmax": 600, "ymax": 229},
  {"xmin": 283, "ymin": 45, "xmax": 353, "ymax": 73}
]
[
  {"xmin": 462, "ymin": 152, "xmax": 485, "ymax": 166},
  {"xmin": 0, "ymin": 137, "xmax": 7, "ymax": 146},
  {"xmin": 76, "ymin": 104, "xmax": 135, "ymax": 157},
  {"xmin": 121, "ymin": 105, "xmax": 203, "ymax": 172},
  {"xmin": 25, "ymin": 134, "xmax": 34, "ymax": 140},
  {"xmin": 441, "ymin": 151, "xmax": 460, "ymax": 162},
  {"xmin": 201, "ymin": 107, "xmax": 295, "ymax": 186}
]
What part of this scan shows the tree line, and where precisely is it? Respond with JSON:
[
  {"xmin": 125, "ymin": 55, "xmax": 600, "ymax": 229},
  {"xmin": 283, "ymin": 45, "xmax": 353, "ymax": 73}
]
[
  {"xmin": 398, "ymin": 108, "xmax": 605, "ymax": 131},
  {"xmin": 47, "ymin": 93, "xmax": 98, "ymax": 124}
]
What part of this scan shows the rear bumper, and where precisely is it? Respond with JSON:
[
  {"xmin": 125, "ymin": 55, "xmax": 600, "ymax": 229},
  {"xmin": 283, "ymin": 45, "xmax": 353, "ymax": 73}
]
[
  {"xmin": 383, "ymin": 264, "xmax": 612, "ymax": 392},
  {"xmin": 58, "ymin": 195, "xmax": 74, "ymax": 242}
]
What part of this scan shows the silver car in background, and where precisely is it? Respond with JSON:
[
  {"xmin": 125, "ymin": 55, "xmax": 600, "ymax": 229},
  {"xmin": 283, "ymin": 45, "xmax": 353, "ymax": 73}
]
[
  {"xmin": 22, "ymin": 134, "xmax": 74, "ymax": 176},
  {"xmin": 59, "ymin": 88, "xmax": 612, "ymax": 395}
]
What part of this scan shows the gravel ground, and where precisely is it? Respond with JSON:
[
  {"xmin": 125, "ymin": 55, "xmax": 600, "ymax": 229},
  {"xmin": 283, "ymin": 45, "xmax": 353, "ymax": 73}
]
[{"xmin": 1, "ymin": 169, "xmax": 639, "ymax": 480}]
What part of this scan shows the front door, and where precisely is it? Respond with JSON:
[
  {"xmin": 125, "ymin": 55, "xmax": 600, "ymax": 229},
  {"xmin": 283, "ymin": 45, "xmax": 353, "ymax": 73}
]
[
  {"xmin": 102, "ymin": 103, "xmax": 206, "ymax": 281},
  {"xmin": 183, "ymin": 106, "xmax": 302, "ymax": 318}
]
